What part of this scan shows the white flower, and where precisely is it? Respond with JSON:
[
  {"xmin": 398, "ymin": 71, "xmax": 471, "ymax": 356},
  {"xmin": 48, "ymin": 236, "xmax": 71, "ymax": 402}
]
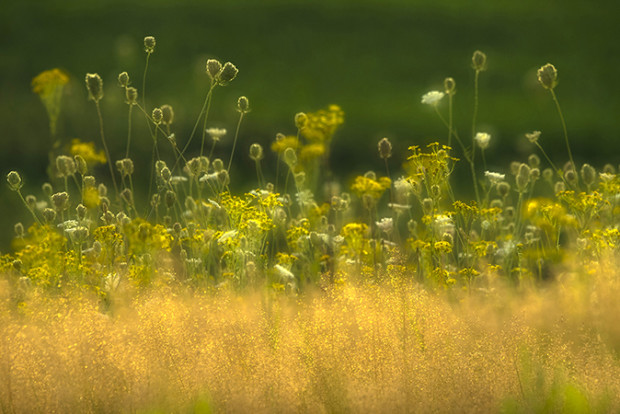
[
  {"xmin": 375, "ymin": 217, "xmax": 393, "ymax": 234},
  {"xmin": 484, "ymin": 171, "xmax": 505, "ymax": 184},
  {"xmin": 274, "ymin": 264, "xmax": 295, "ymax": 281},
  {"xmin": 434, "ymin": 215, "xmax": 454, "ymax": 235},
  {"xmin": 599, "ymin": 173, "xmax": 616, "ymax": 182},
  {"xmin": 474, "ymin": 132, "xmax": 491, "ymax": 149},
  {"xmin": 217, "ymin": 230, "xmax": 237, "ymax": 244},
  {"xmin": 421, "ymin": 91, "xmax": 445, "ymax": 106},
  {"xmin": 205, "ymin": 127, "xmax": 227, "ymax": 142}
]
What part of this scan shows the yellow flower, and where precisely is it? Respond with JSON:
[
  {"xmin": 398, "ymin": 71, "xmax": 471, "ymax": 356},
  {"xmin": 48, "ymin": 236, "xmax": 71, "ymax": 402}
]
[
  {"xmin": 299, "ymin": 143, "xmax": 326, "ymax": 161},
  {"xmin": 32, "ymin": 68, "xmax": 69, "ymax": 136},
  {"xmin": 70, "ymin": 139, "xmax": 107, "ymax": 166},
  {"xmin": 300, "ymin": 104, "xmax": 344, "ymax": 143},
  {"xmin": 350, "ymin": 175, "xmax": 391, "ymax": 200},
  {"xmin": 271, "ymin": 135, "xmax": 299, "ymax": 154}
]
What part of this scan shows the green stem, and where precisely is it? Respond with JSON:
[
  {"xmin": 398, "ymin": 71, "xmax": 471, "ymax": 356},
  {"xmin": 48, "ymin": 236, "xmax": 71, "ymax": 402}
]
[
  {"xmin": 550, "ymin": 89, "xmax": 577, "ymax": 176},
  {"xmin": 94, "ymin": 101, "xmax": 118, "ymax": 197},
  {"xmin": 227, "ymin": 112, "xmax": 245, "ymax": 172}
]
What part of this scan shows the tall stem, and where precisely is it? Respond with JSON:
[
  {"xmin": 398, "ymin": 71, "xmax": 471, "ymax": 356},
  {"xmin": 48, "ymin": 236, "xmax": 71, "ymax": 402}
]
[
  {"xmin": 550, "ymin": 90, "xmax": 576, "ymax": 176},
  {"xmin": 94, "ymin": 101, "xmax": 118, "ymax": 197},
  {"xmin": 227, "ymin": 112, "xmax": 245, "ymax": 172}
]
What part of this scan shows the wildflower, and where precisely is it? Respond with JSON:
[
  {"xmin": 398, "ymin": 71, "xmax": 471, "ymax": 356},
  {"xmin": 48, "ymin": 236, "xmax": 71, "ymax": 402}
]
[
  {"xmin": 296, "ymin": 189, "xmax": 315, "ymax": 207},
  {"xmin": 376, "ymin": 217, "xmax": 393, "ymax": 234},
  {"xmin": 421, "ymin": 91, "xmax": 445, "ymax": 106},
  {"xmin": 484, "ymin": 171, "xmax": 505, "ymax": 185},
  {"xmin": 274, "ymin": 264, "xmax": 295, "ymax": 281},
  {"xmin": 434, "ymin": 214, "xmax": 454, "ymax": 235},
  {"xmin": 474, "ymin": 132, "xmax": 491, "ymax": 149},
  {"xmin": 537, "ymin": 63, "xmax": 558, "ymax": 90},
  {"xmin": 70, "ymin": 139, "xmax": 107, "ymax": 166},
  {"xmin": 206, "ymin": 127, "xmax": 227, "ymax": 142},
  {"xmin": 85, "ymin": 73, "xmax": 103, "ymax": 102},
  {"xmin": 525, "ymin": 130, "xmax": 541, "ymax": 144},
  {"xmin": 31, "ymin": 68, "xmax": 69, "ymax": 135}
]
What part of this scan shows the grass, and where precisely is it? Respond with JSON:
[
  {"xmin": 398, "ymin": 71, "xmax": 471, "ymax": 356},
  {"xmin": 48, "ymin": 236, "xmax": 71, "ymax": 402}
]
[{"xmin": 1, "ymin": 33, "xmax": 620, "ymax": 412}]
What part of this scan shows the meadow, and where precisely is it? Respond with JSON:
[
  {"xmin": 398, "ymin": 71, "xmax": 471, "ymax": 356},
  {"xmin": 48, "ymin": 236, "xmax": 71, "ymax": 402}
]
[{"xmin": 2, "ymin": 33, "xmax": 620, "ymax": 412}]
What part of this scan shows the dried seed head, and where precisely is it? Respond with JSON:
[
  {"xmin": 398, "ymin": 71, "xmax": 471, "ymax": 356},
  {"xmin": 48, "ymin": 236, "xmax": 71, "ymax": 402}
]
[
  {"xmin": 125, "ymin": 87, "xmax": 138, "ymax": 105},
  {"xmin": 51, "ymin": 192, "xmax": 70, "ymax": 211},
  {"xmin": 529, "ymin": 168, "xmax": 540, "ymax": 181},
  {"xmin": 472, "ymin": 50, "xmax": 487, "ymax": 72},
  {"xmin": 249, "ymin": 143, "xmax": 264, "ymax": 161},
  {"xmin": 14, "ymin": 222, "xmax": 24, "ymax": 238},
  {"xmin": 56, "ymin": 155, "xmax": 76, "ymax": 177},
  {"xmin": 76, "ymin": 203, "xmax": 87, "ymax": 221},
  {"xmin": 537, "ymin": 63, "xmax": 558, "ymax": 90},
  {"xmin": 525, "ymin": 130, "xmax": 541, "ymax": 144},
  {"xmin": 83, "ymin": 176, "xmax": 96, "ymax": 188},
  {"xmin": 422, "ymin": 198, "xmax": 433, "ymax": 215},
  {"xmin": 564, "ymin": 169, "xmax": 577, "ymax": 186},
  {"xmin": 516, "ymin": 163, "xmax": 531, "ymax": 192},
  {"xmin": 542, "ymin": 168, "xmax": 554, "ymax": 182},
  {"xmin": 144, "ymin": 36, "xmax": 156, "ymax": 54},
  {"xmin": 74, "ymin": 155, "xmax": 88, "ymax": 175},
  {"xmin": 217, "ymin": 170, "xmax": 230, "ymax": 186},
  {"xmin": 121, "ymin": 188, "xmax": 134, "ymax": 205},
  {"xmin": 528, "ymin": 154, "xmax": 540, "ymax": 168},
  {"xmin": 118, "ymin": 71, "xmax": 130, "ymax": 88},
  {"xmin": 161, "ymin": 104, "xmax": 174, "ymax": 125},
  {"xmin": 554, "ymin": 181, "xmax": 565, "ymax": 193},
  {"xmin": 7, "ymin": 171, "xmax": 22, "ymax": 191},
  {"xmin": 206, "ymin": 59, "xmax": 223, "ymax": 80},
  {"xmin": 581, "ymin": 164, "xmax": 596, "ymax": 187},
  {"xmin": 283, "ymin": 147, "xmax": 297, "ymax": 167},
  {"xmin": 294, "ymin": 112, "xmax": 308, "ymax": 129},
  {"xmin": 165, "ymin": 190, "xmax": 176, "ymax": 209},
  {"xmin": 43, "ymin": 208, "xmax": 56, "ymax": 223},
  {"xmin": 152, "ymin": 107, "xmax": 163, "ymax": 125},
  {"xmin": 218, "ymin": 62, "xmax": 238, "ymax": 85},
  {"xmin": 85, "ymin": 73, "xmax": 103, "ymax": 102},
  {"xmin": 212, "ymin": 158, "xmax": 224, "ymax": 172},
  {"xmin": 42, "ymin": 182, "xmax": 54, "ymax": 197},
  {"xmin": 237, "ymin": 96, "xmax": 250, "ymax": 113},
  {"xmin": 378, "ymin": 137, "xmax": 392, "ymax": 160},
  {"xmin": 444, "ymin": 77, "xmax": 456, "ymax": 95},
  {"xmin": 294, "ymin": 172, "xmax": 306, "ymax": 186}
]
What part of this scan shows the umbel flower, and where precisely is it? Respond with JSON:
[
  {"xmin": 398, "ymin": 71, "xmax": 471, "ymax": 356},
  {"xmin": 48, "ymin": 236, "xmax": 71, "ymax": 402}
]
[
  {"xmin": 421, "ymin": 91, "xmax": 445, "ymax": 106},
  {"xmin": 474, "ymin": 132, "xmax": 491, "ymax": 149}
]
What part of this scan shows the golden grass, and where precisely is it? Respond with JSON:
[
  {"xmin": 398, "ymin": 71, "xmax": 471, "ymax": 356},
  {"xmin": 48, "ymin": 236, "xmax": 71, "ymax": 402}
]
[{"xmin": 1, "ymin": 261, "xmax": 619, "ymax": 413}]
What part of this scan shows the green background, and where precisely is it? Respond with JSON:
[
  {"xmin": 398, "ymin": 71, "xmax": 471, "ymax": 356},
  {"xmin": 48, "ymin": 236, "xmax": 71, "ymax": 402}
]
[{"xmin": 1, "ymin": 0, "xmax": 619, "ymax": 250}]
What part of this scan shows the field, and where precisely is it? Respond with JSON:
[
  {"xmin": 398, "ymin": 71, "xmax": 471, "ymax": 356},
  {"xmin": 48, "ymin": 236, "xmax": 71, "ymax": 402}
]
[{"xmin": 2, "ymin": 1, "xmax": 620, "ymax": 412}]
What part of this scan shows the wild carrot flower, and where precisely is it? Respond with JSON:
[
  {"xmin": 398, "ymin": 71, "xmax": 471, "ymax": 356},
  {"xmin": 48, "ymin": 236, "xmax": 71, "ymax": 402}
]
[
  {"xmin": 421, "ymin": 91, "xmax": 445, "ymax": 106},
  {"xmin": 484, "ymin": 171, "xmax": 505, "ymax": 184},
  {"xmin": 526, "ymin": 130, "xmax": 541, "ymax": 144},
  {"xmin": 206, "ymin": 128, "xmax": 227, "ymax": 143},
  {"xmin": 474, "ymin": 132, "xmax": 491, "ymax": 149}
]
